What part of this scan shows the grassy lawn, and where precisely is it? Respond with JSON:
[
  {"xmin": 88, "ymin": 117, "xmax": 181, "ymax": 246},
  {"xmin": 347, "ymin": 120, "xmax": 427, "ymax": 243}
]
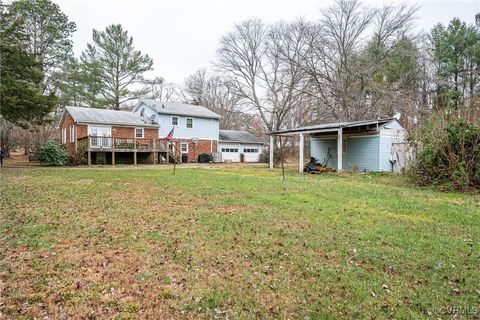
[{"xmin": 1, "ymin": 165, "xmax": 479, "ymax": 319}]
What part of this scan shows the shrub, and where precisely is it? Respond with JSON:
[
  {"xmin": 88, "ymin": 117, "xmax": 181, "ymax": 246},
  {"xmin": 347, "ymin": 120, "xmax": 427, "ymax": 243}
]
[
  {"xmin": 69, "ymin": 150, "xmax": 86, "ymax": 166},
  {"xmin": 409, "ymin": 109, "xmax": 480, "ymax": 191},
  {"xmin": 36, "ymin": 140, "xmax": 68, "ymax": 166}
]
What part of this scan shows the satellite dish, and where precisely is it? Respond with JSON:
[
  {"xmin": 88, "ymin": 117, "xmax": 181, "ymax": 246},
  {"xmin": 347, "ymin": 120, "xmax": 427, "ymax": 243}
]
[{"xmin": 150, "ymin": 114, "xmax": 157, "ymax": 124}]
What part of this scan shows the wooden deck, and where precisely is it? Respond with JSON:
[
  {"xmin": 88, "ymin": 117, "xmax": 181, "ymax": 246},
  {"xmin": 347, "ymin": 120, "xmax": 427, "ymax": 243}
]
[
  {"xmin": 77, "ymin": 136, "xmax": 169, "ymax": 152},
  {"xmin": 77, "ymin": 136, "xmax": 179, "ymax": 165}
]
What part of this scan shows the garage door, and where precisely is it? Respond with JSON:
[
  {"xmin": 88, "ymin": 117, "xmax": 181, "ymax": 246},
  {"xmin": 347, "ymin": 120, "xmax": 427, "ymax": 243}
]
[
  {"xmin": 242, "ymin": 144, "xmax": 262, "ymax": 162},
  {"xmin": 220, "ymin": 143, "xmax": 240, "ymax": 162}
]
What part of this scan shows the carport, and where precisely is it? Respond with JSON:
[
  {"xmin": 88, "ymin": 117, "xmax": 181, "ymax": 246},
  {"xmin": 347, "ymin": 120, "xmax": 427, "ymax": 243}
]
[{"xmin": 269, "ymin": 118, "xmax": 400, "ymax": 173}]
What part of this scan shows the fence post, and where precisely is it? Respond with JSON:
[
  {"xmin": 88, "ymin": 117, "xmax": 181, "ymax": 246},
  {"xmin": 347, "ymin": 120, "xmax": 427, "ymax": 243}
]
[{"xmin": 134, "ymin": 138, "xmax": 137, "ymax": 165}]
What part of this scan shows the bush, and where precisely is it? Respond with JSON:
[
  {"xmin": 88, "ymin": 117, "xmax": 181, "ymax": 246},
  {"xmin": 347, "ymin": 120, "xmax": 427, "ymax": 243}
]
[
  {"xmin": 36, "ymin": 140, "xmax": 68, "ymax": 166},
  {"xmin": 409, "ymin": 109, "xmax": 480, "ymax": 191},
  {"xmin": 69, "ymin": 150, "xmax": 86, "ymax": 165}
]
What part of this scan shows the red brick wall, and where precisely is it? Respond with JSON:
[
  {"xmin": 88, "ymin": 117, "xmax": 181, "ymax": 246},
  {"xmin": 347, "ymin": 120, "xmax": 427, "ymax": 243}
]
[
  {"xmin": 59, "ymin": 112, "xmax": 76, "ymax": 154},
  {"xmin": 112, "ymin": 127, "xmax": 134, "ymax": 138},
  {"xmin": 144, "ymin": 128, "xmax": 158, "ymax": 139},
  {"xmin": 112, "ymin": 127, "xmax": 157, "ymax": 139},
  {"xmin": 170, "ymin": 139, "xmax": 218, "ymax": 163},
  {"xmin": 77, "ymin": 125, "xmax": 87, "ymax": 139}
]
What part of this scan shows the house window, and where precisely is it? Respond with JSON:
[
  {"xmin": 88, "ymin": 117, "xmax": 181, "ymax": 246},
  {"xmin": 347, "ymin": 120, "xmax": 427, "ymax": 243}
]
[
  {"xmin": 62, "ymin": 128, "xmax": 66, "ymax": 144},
  {"xmin": 171, "ymin": 116, "xmax": 179, "ymax": 126},
  {"xmin": 180, "ymin": 142, "xmax": 188, "ymax": 153},
  {"xmin": 135, "ymin": 128, "xmax": 144, "ymax": 138},
  {"xmin": 186, "ymin": 117, "xmax": 194, "ymax": 129},
  {"xmin": 70, "ymin": 125, "xmax": 75, "ymax": 143}
]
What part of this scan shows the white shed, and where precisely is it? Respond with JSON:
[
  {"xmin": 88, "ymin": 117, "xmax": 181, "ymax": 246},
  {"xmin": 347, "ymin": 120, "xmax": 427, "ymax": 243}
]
[{"xmin": 219, "ymin": 130, "xmax": 264, "ymax": 162}]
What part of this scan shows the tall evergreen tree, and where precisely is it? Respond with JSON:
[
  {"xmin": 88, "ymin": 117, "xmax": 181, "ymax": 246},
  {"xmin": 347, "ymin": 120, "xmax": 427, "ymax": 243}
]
[
  {"xmin": 81, "ymin": 24, "xmax": 153, "ymax": 110},
  {"xmin": 0, "ymin": 5, "xmax": 55, "ymax": 128},
  {"xmin": 431, "ymin": 18, "xmax": 480, "ymax": 108},
  {"xmin": 8, "ymin": 0, "xmax": 76, "ymax": 94}
]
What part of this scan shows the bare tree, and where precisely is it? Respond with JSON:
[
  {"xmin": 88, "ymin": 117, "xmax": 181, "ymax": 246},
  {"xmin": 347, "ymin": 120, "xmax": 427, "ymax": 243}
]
[
  {"xmin": 144, "ymin": 77, "xmax": 179, "ymax": 102},
  {"xmin": 182, "ymin": 69, "xmax": 247, "ymax": 130},
  {"xmin": 21, "ymin": 122, "xmax": 58, "ymax": 156},
  {"xmin": 0, "ymin": 119, "xmax": 20, "ymax": 158},
  {"xmin": 216, "ymin": 19, "xmax": 310, "ymax": 133},
  {"xmin": 298, "ymin": 0, "xmax": 417, "ymax": 122}
]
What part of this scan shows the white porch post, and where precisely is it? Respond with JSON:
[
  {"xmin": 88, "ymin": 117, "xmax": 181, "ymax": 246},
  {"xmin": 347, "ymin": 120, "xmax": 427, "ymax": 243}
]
[
  {"xmin": 337, "ymin": 128, "xmax": 343, "ymax": 172},
  {"xmin": 299, "ymin": 133, "xmax": 304, "ymax": 173},
  {"xmin": 269, "ymin": 135, "xmax": 274, "ymax": 170}
]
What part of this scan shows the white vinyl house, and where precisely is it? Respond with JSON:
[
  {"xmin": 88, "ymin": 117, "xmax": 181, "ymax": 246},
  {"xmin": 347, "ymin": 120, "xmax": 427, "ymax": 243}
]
[{"xmin": 219, "ymin": 130, "xmax": 264, "ymax": 162}]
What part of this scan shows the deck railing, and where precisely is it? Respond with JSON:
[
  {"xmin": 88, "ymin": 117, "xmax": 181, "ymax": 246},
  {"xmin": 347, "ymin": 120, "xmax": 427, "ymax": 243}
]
[{"xmin": 78, "ymin": 136, "xmax": 162, "ymax": 151}]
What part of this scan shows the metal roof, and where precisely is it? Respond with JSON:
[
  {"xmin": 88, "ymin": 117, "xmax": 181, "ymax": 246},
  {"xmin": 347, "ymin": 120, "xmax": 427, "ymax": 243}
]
[
  {"xmin": 271, "ymin": 118, "xmax": 398, "ymax": 135},
  {"xmin": 138, "ymin": 99, "xmax": 221, "ymax": 119},
  {"xmin": 65, "ymin": 106, "xmax": 159, "ymax": 127},
  {"xmin": 219, "ymin": 130, "xmax": 264, "ymax": 144}
]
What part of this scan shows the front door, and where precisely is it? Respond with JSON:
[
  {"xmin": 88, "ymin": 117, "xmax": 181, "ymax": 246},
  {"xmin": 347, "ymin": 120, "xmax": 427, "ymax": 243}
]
[{"xmin": 88, "ymin": 125, "xmax": 112, "ymax": 148}]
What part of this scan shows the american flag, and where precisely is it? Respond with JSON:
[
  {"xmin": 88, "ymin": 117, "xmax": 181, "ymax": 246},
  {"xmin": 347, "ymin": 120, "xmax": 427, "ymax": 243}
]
[{"xmin": 164, "ymin": 127, "xmax": 174, "ymax": 140}]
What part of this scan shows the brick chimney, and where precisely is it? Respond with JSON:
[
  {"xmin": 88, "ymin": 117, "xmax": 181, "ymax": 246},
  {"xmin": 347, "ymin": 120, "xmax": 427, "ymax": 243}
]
[{"xmin": 191, "ymin": 99, "xmax": 200, "ymax": 106}]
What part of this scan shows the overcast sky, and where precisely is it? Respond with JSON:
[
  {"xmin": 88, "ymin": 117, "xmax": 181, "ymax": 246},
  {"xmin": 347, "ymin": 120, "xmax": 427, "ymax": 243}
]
[{"xmin": 54, "ymin": 0, "xmax": 479, "ymax": 84}]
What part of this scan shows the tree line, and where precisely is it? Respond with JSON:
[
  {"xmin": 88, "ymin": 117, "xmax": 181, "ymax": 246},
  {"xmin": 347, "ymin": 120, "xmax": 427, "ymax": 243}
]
[{"xmin": 1, "ymin": 0, "xmax": 479, "ymax": 157}]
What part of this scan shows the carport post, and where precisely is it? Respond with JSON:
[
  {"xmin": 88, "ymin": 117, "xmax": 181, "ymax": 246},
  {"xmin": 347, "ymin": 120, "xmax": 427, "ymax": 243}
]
[
  {"xmin": 337, "ymin": 128, "xmax": 343, "ymax": 172},
  {"xmin": 269, "ymin": 135, "xmax": 274, "ymax": 170},
  {"xmin": 299, "ymin": 133, "xmax": 304, "ymax": 173}
]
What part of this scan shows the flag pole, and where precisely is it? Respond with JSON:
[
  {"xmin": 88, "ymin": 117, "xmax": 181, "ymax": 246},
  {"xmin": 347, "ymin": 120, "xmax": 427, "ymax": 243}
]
[{"xmin": 173, "ymin": 143, "xmax": 176, "ymax": 175}]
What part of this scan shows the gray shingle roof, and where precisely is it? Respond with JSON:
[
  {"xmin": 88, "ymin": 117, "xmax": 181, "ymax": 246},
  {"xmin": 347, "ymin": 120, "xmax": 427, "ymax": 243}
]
[
  {"xmin": 138, "ymin": 99, "xmax": 221, "ymax": 119},
  {"xmin": 271, "ymin": 118, "xmax": 398, "ymax": 135},
  {"xmin": 219, "ymin": 130, "xmax": 264, "ymax": 144},
  {"xmin": 65, "ymin": 106, "xmax": 159, "ymax": 127}
]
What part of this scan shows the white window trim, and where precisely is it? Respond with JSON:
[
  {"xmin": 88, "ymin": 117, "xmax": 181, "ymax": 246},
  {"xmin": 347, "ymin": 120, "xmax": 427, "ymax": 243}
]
[
  {"xmin": 186, "ymin": 117, "xmax": 194, "ymax": 129},
  {"xmin": 180, "ymin": 142, "xmax": 188, "ymax": 153},
  {"xmin": 135, "ymin": 127, "xmax": 144, "ymax": 139},
  {"xmin": 87, "ymin": 125, "xmax": 112, "ymax": 136},
  {"xmin": 171, "ymin": 116, "xmax": 179, "ymax": 126},
  {"xmin": 70, "ymin": 125, "xmax": 75, "ymax": 143}
]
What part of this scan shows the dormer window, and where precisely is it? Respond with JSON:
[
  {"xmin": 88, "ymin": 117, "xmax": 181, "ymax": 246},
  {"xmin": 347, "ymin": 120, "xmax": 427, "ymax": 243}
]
[{"xmin": 171, "ymin": 116, "xmax": 179, "ymax": 126}]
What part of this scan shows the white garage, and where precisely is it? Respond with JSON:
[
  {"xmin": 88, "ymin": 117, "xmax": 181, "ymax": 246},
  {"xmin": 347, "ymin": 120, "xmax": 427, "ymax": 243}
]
[{"xmin": 219, "ymin": 130, "xmax": 264, "ymax": 162}]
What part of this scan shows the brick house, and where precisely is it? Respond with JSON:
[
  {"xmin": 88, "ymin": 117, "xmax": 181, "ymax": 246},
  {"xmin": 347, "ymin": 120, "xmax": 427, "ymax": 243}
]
[
  {"xmin": 59, "ymin": 106, "xmax": 160, "ymax": 165},
  {"xmin": 132, "ymin": 99, "xmax": 221, "ymax": 163}
]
